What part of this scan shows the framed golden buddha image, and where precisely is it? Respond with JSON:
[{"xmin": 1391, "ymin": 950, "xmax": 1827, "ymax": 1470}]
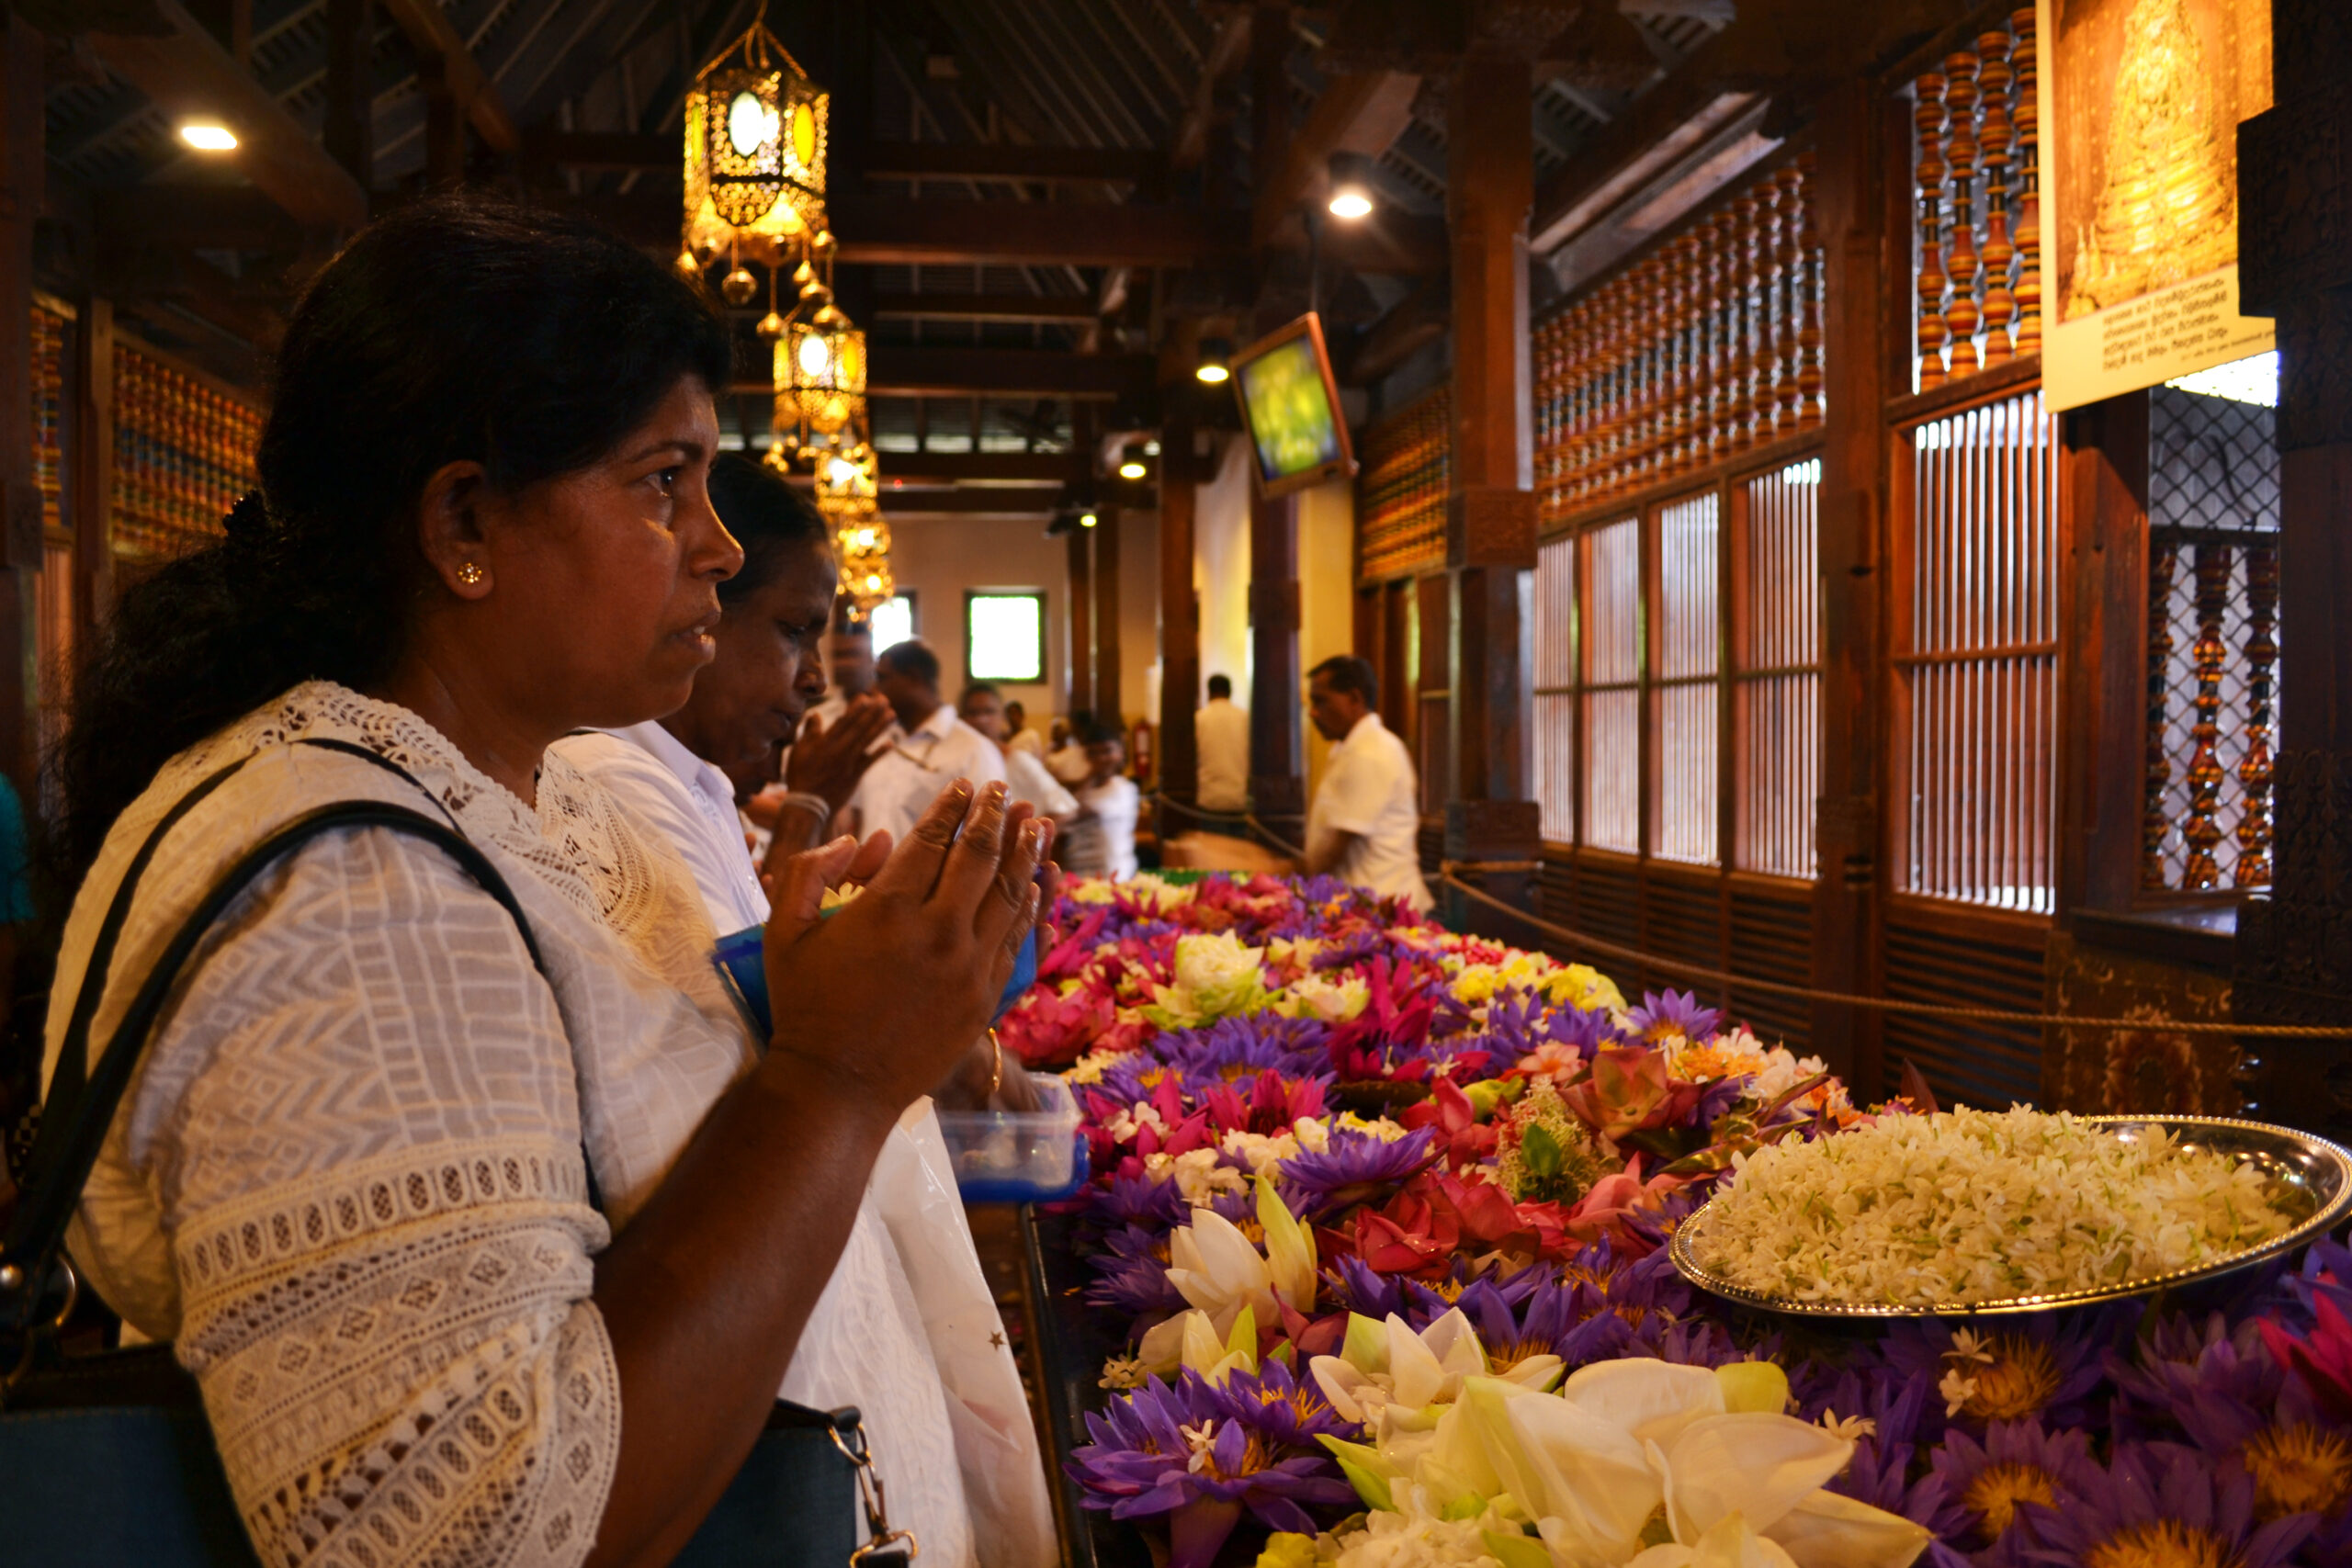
[{"xmin": 2039, "ymin": 0, "xmax": 2276, "ymax": 409}]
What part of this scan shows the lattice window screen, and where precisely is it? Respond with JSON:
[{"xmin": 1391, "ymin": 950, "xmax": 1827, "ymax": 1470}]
[
  {"xmin": 1901, "ymin": 390, "xmax": 2059, "ymax": 913},
  {"xmin": 1534, "ymin": 534, "xmax": 1577, "ymax": 843},
  {"xmin": 1653, "ymin": 492, "xmax": 1720, "ymax": 865},
  {"xmin": 1584, "ymin": 519, "xmax": 1643, "ymax": 853},
  {"xmin": 1736, "ymin": 459, "xmax": 1822, "ymax": 878}
]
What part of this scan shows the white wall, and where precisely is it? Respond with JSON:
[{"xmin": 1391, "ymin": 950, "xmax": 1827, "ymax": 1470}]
[
  {"xmin": 1195, "ymin": 434, "xmax": 1253, "ymax": 713},
  {"xmin": 885, "ymin": 515, "xmax": 1068, "ymax": 733}
]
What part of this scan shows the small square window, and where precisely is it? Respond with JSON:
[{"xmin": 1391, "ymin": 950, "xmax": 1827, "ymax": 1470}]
[
  {"xmin": 868, "ymin": 594, "xmax": 914, "ymax": 653},
  {"xmin": 967, "ymin": 592, "xmax": 1044, "ymax": 682}
]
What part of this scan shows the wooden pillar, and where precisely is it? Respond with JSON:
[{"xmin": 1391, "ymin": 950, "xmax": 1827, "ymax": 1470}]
[
  {"xmin": 323, "ymin": 0, "xmax": 375, "ymax": 190},
  {"xmin": 1441, "ymin": 51, "xmax": 1540, "ymax": 924},
  {"xmin": 1807, "ymin": 78, "xmax": 1893, "ymax": 1090},
  {"xmin": 1245, "ymin": 3, "xmax": 1305, "ymax": 827},
  {"xmin": 1066, "ymin": 526, "xmax": 1094, "ymax": 721},
  {"xmin": 1094, "ymin": 507, "xmax": 1123, "ymax": 725},
  {"xmin": 2056, "ymin": 391, "xmax": 2151, "ymax": 919},
  {"xmin": 1159, "ymin": 407, "xmax": 1200, "ymax": 804},
  {"xmin": 0, "ymin": 14, "xmax": 40, "ymax": 797},
  {"xmin": 2232, "ymin": 0, "xmax": 2352, "ymax": 1134},
  {"xmin": 70, "ymin": 299, "xmax": 115, "ymax": 649},
  {"xmin": 1248, "ymin": 491, "xmax": 1304, "ymax": 821}
]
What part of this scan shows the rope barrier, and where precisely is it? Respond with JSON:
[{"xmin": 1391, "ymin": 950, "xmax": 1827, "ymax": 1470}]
[
  {"xmin": 1148, "ymin": 794, "xmax": 1306, "ymax": 862},
  {"xmin": 1436, "ymin": 861, "xmax": 2352, "ymax": 1041}
]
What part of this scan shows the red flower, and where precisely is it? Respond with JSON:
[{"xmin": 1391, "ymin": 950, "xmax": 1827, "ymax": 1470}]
[
  {"xmin": 1557, "ymin": 1045, "xmax": 1706, "ymax": 1141},
  {"xmin": 1563, "ymin": 1156, "xmax": 1684, "ymax": 1257},
  {"xmin": 2259, "ymin": 1292, "xmax": 2352, "ymax": 1424},
  {"xmin": 1397, "ymin": 1077, "xmax": 1498, "ymax": 1171}
]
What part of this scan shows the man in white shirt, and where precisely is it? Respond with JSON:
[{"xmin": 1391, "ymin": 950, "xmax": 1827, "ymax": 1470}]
[
  {"xmin": 1304, "ymin": 655, "xmax": 1432, "ymax": 911},
  {"xmin": 802, "ymin": 610, "xmax": 876, "ymax": 735},
  {"xmin": 961, "ymin": 682, "xmax": 1078, "ymax": 823},
  {"xmin": 854, "ymin": 638, "xmax": 1008, "ymax": 842},
  {"xmin": 1004, "ymin": 699, "xmax": 1047, "ymax": 760},
  {"xmin": 1060, "ymin": 723, "xmax": 1141, "ymax": 880},
  {"xmin": 1045, "ymin": 714, "xmax": 1091, "ymax": 785},
  {"xmin": 1194, "ymin": 672, "xmax": 1250, "ymax": 813}
]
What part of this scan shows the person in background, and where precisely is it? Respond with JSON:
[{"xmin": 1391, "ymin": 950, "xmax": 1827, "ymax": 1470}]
[
  {"xmin": 961, "ymin": 683, "xmax": 1077, "ymax": 828},
  {"xmin": 1194, "ymin": 671, "xmax": 1250, "ymax": 815},
  {"xmin": 1303, "ymin": 654, "xmax": 1431, "ymax": 910},
  {"xmin": 551, "ymin": 456, "xmax": 1051, "ymax": 1557},
  {"xmin": 751, "ymin": 604, "xmax": 891, "ymax": 852},
  {"xmin": 1062, "ymin": 721, "xmax": 1140, "ymax": 881},
  {"xmin": 1004, "ymin": 698, "xmax": 1046, "ymax": 760},
  {"xmin": 1046, "ymin": 710, "xmax": 1091, "ymax": 785},
  {"xmin": 804, "ymin": 605, "xmax": 877, "ymax": 733},
  {"xmin": 854, "ymin": 639, "xmax": 1006, "ymax": 842}
]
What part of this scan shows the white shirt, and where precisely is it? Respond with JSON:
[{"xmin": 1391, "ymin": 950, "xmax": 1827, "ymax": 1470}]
[
  {"xmin": 1004, "ymin": 746, "xmax": 1078, "ymax": 817},
  {"xmin": 851, "ymin": 703, "xmax": 1008, "ymax": 843},
  {"xmin": 1195, "ymin": 696, "xmax": 1250, "ymax": 813},
  {"xmin": 1007, "ymin": 727, "xmax": 1046, "ymax": 760},
  {"xmin": 1307, "ymin": 712, "xmax": 1431, "ymax": 911},
  {"xmin": 555, "ymin": 723, "xmax": 770, "ymax": 933},
  {"xmin": 1045, "ymin": 744, "xmax": 1091, "ymax": 785},
  {"xmin": 1064, "ymin": 774, "xmax": 1140, "ymax": 880}
]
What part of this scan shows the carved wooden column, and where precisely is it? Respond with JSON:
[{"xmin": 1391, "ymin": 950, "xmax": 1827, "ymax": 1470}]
[
  {"xmin": 1808, "ymin": 78, "xmax": 1894, "ymax": 1091},
  {"xmin": 2232, "ymin": 0, "xmax": 2352, "ymax": 1135},
  {"xmin": 0, "ymin": 13, "xmax": 40, "ymax": 795},
  {"xmin": 1093, "ymin": 507, "xmax": 1123, "ymax": 725},
  {"xmin": 1066, "ymin": 527, "xmax": 1094, "ymax": 722},
  {"xmin": 1442, "ymin": 44, "xmax": 1541, "ymax": 929},
  {"xmin": 1248, "ymin": 491, "xmax": 1305, "ymax": 825},
  {"xmin": 1159, "ymin": 400, "xmax": 1201, "ymax": 807},
  {"xmin": 1245, "ymin": 3, "xmax": 1306, "ymax": 829}
]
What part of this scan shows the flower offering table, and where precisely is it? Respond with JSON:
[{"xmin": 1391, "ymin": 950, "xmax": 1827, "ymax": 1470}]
[{"xmin": 1000, "ymin": 873, "xmax": 2352, "ymax": 1568}]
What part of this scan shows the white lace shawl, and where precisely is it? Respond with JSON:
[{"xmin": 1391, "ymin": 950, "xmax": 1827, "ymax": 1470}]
[{"xmin": 45, "ymin": 682, "xmax": 760, "ymax": 1568}]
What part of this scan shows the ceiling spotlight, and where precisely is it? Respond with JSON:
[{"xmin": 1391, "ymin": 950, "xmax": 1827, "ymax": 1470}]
[
  {"xmin": 179, "ymin": 122, "xmax": 238, "ymax": 152},
  {"xmin": 1117, "ymin": 443, "xmax": 1148, "ymax": 480},
  {"xmin": 1195, "ymin": 336, "xmax": 1234, "ymax": 385},
  {"xmin": 1327, "ymin": 152, "xmax": 1374, "ymax": 220},
  {"xmin": 1080, "ymin": 511, "xmax": 1099, "ymax": 528}
]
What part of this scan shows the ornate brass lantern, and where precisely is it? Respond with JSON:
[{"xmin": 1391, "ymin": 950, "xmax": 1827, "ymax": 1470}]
[
  {"xmin": 681, "ymin": 12, "xmax": 827, "ymax": 275},
  {"xmin": 814, "ymin": 444, "xmax": 893, "ymax": 612},
  {"xmin": 779, "ymin": 305, "xmax": 867, "ymax": 435}
]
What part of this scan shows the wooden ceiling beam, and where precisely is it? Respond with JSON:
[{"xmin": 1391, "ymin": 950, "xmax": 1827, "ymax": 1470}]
[
  {"xmin": 862, "ymin": 141, "xmax": 1164, "ymax": 186},
  {"xmin": 876, "ymin": 451, "xmax": 1091, "ymax": 483},
  {"xmin": 734, "ymin": 346, "xmax": 1153, "ymax": 400},
  {"xmin": 869, "ymin": 292, "xmax": 1097, "ymax": 324},
  {"xmin": 875, "ymin": 486, "xmax": 1068, "ymax": 516},
  {"xmin": 827, "ymin": 196, "xmax": 1247, "ymax": 269},
  {"xmin": 86, "ymin": 0, "xmax": 369, "ymax": 231},
  {"xmin": 1251, "ymin": 69, "xmax": 1421, "ymax": 247},
  {"xmin": 378, "ymin": 0, "xmax": 521, "ymax": 153},
  {"xmin": 1170, "ymin": 9, "xmax": 1253, "ymax": 173}
]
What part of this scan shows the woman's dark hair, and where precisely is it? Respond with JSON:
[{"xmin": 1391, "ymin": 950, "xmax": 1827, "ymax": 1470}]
[
  {"xmin": 707, "ymin": 452, "xmax": 833, "ymax": 608},
  {"xmin": 57, "ymin": 194, "xmax": 733, "ymax": 883}
]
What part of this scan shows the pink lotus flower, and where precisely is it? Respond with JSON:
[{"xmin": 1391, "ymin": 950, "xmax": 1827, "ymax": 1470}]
[
  {"xmin": 2258, "ymin": 1292, "xmax": 2352, "ymax": 1423},
  {"xmin": 1201, "ymin": 1069, "xmax": 1328, "ymax": 1138},
  {"xmin": 999, "ymin": 983, "xmax": 1116, "ymax": 1068},
  {"xmin": 1557, "ymin": 1045, "xmax": 1706, "ymax": 1141},
  {"xmin": 1396, "ymin": 1077, "xmax": 1498, "ymax": 1171},
  {"xmin": 1564, "ymin": 1156, "xmax": 1684, "ymax": 1256}
]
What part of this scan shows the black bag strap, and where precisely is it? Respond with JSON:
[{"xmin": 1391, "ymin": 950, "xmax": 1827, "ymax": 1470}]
[{"xmin": 1, "ymin": 740, "xmax": 550, "ymax": 1322}]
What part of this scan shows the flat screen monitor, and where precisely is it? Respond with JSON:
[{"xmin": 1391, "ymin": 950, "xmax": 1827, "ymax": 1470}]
[{"xmin": 1230, "ymin": 312, "xmax": 1355, "ymax": 499}]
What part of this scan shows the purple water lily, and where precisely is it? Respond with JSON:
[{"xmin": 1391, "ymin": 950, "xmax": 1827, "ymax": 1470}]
[
  {"xmin": 1085, "ymin": 1226, "xmax": 1184, "ymax": 1317},
  {"xmin": 1067, "ymin": 1376, "xmax": 1358, "ymax": 1568},
  {"xmin": 1277, "ymin": 1126, "xmax": 1439, "ymax": 1219},
  {"xmin": 1876, "ymin": 1306, "xmax": 2132, "ymax": 1438},
  {"xmin": 1623, "ymin": 987, "xmax": 1722, "ymax": 1044},
  {"xmin": 1927, "ymin": 1419, "xmax": 2098, "ymax": 1557},
  {"xmin": 1193, "ymin": 1359, "xmax": 1362, "ymax": 1450},
  {"xmin": 2014, "ymin": 1440, "xmax": 2317, "ymax": 1568}
]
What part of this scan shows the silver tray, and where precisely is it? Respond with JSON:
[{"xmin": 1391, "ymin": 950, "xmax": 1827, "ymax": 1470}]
[{"xmin": 1668, "ymin": 1114, "xmax": 2352, "ymax": 1319}]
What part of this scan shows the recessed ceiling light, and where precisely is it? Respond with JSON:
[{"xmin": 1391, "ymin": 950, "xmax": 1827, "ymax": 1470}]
[{"xmin": 179, "ymin": 122, "xmax": 237, "ymax": 152}]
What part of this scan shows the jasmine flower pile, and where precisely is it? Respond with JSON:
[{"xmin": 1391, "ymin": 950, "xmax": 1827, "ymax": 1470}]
[{"xmin": 1697, "ymin": 1104, "xmax": 2297, "ymax": 1306}]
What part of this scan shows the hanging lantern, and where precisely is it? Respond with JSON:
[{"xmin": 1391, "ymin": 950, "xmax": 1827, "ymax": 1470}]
[
  {"xmin": 681, "ymin": 13, "xmax": 828, "ymax": 273},
  {"xmin": 812, "ymin": 441, "xmax": 878, "ymax": 514},
  {"xmin": 833, "ymin": 500, "xmax": 895, "ymax": 612},
  {"xmin": 778, "ymin": 305, "xmax": 867, "ymax": 435}
]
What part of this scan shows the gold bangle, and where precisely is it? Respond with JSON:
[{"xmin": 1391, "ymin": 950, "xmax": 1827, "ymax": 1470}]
[{"xmin": 987, "ymin": 1027, "xmax": 1004, "ymax": 1100}]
